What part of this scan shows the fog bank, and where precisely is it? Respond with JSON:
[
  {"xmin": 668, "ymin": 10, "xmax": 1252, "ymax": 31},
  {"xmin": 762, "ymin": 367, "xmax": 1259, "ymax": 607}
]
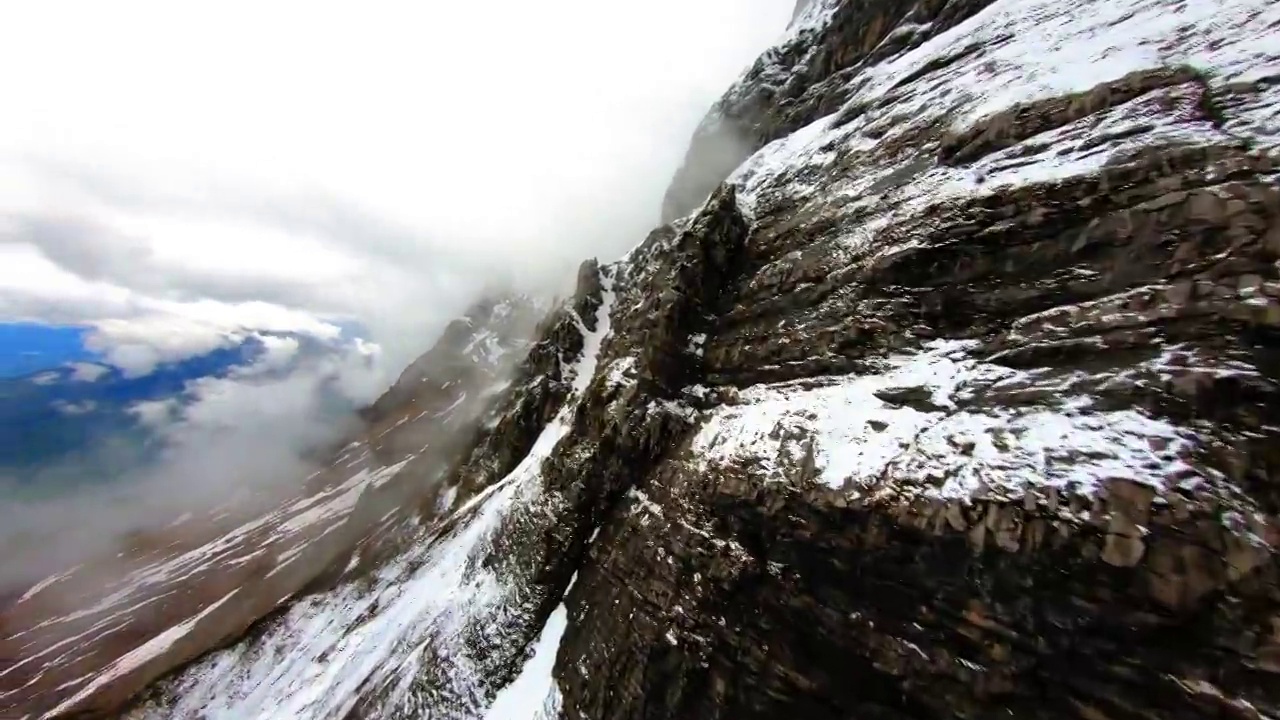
[{"xmin": 0, "ymin": 0, "xmax": 793, "ymax": 590}]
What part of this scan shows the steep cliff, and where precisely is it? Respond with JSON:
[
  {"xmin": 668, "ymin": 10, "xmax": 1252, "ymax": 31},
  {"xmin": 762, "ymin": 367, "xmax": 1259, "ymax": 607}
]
[{"xmin": 8, "ymin": 0, "xmax": 1280, "ymax": 717}]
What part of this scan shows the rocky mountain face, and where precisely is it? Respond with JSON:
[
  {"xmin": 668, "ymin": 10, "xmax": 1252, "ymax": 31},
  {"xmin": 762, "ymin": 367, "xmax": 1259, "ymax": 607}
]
[{"xmin": 7, "ymin": 0, "xmax": 1280, "ymax": 717}]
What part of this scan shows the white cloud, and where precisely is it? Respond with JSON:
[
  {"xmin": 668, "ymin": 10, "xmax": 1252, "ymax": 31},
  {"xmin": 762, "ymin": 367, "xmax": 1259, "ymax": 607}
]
[
  {"xmin": 0, "ymin": 0, "xmax": 792, "ymax": 588},
  {"xmin": 0, "ymin": 0, "xmax": 790, "ymax": 375},
  {"xmin": 86, "ymin": 319, "xmax": 245, "ymax": 378},
  {"xmin": 67, "ymin": 362, "xmax": 109, "ymax": 382},
  {"xmin": 0, "ymin": 243, "xmax": 135, "ymax": 322},
  {"xmin": 0, "ymin": 241, "xmax": 350, "ymax": 376},
  {"xmin": 51, "ymin": 399, "xmax": 96, "ymax": 416},
  {"xmin": 247, "ymin": 335, "xmax": 302, "ymax": 375},
  {"xmin": 128, "ymin": 398, "xmax": 178, "ymax": 428},
  {"xmin": 30, "ymin": 371, "xmax": 59, "ymax": 385},
  {"xmin": 85, "ymin": 300, "xmax": 341, "ymax": 377}
]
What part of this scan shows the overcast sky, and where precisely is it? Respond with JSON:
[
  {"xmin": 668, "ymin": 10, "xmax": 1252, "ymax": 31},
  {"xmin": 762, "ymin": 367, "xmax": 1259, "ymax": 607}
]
[
  {"xmin": 0, "ymin": 1, "xmax": 797, "ymax": 589},
  {"xmin": 0, "ymin": 0, "xmax": 791, "ymax": 379}
]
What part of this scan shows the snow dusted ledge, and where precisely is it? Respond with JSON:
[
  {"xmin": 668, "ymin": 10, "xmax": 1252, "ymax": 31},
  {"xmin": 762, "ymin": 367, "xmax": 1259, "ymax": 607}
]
[{"xmin": 691, "ymin": 340, "xmax": 1202, "ymax": 503}]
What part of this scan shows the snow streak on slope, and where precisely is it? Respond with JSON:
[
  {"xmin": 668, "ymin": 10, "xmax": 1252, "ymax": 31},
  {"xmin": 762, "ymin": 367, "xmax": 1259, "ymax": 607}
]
[
  {"xmin": 481, "ymin": 574, "xmax": 580, "ymax": 720},
  {"xmin": 138, "ymin": 280, "xmax": 615, "ymax": 719},
  {"xmin": 7, "ymin": 460, "xmax": 411, "ymax": 720},
  {"xmin": 40, "ymin": 590, "xmax": 242, "ymax": 718}
]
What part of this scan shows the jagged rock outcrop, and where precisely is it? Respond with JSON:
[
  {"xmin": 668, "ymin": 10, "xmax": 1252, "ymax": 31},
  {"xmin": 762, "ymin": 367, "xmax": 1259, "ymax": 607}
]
[
  {"xmin": 564, "ymin": 0, "xmax": 1280, "ymax": 716},
  {"xmin": 10, "ymin": 0, "xmax": 1280, "ymax": 717}
]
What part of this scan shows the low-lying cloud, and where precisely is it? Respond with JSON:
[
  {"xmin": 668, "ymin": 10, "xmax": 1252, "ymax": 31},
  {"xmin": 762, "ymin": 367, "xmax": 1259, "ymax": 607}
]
[
  {"xmin": 1, "ymin": 0, "xmax": 791, "ymax": 371},
  {"xmin": 0, "ymin": 0, "xmax": 792, "ymax": 589}
]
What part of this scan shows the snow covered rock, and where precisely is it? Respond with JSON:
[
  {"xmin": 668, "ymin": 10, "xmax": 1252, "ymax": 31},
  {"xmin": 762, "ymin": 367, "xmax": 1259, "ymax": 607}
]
[{"xmin": 560, "ymin": 0, "xmax": 1280, "ymax": 715}]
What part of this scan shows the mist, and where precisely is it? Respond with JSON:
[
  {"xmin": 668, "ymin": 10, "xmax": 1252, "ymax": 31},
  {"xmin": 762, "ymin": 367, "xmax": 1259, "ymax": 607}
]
[{"xmin": 0, "ymin": 1, "xmax": 792, "ymax": 591}]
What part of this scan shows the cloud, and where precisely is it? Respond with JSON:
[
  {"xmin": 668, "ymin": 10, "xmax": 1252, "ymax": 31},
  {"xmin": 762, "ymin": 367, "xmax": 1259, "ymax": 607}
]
[
  {"xmin": 245, "ymin": 336, "xmax": 302, "ymax": 375},
  {"xmin": 0, "ymin": 0, "xmax": 792, "ymax": 587},
  {"xmin": 68, "ymin": 362, "xmax": 109, "ymax": 382},
  {"xmin": 0, "ymin": 0, "xmax": 791, "ymax": 370},
  {"xmin": 2, "ymin": 336, "xmax": 379, "ymax": 589},
  {"xmin": 51, "ymin": 400, "xmax": 96, "ymax": 416},
  {"xmin": 83, "ymin": 302, "xmax": 342, "ymax": 377},
  {"xmin": 129, "ymin": 398, "xmax": 178, "ymax": 428}
]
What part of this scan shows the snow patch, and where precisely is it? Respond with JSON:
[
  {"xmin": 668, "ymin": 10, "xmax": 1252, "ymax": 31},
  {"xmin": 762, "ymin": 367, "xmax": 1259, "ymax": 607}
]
[
  {"xmin": 14, "ymin": 565, "xmax": 81, "ymax": 605},
  {"xmin": 436, "ymin": 485, "xmax": 459, "ymax": 514},
  {"xmin": 626, "ymin": 487, "xmax": 665, "ymax": 519},
  {"xmin": 481, "ymin": 574, "xmax": 579, "ymax": 720},
  {"xmin": 569, "ymin": 280, "xmax": 616, "ymax": 396},
  {"xmin": 693, "ymin": 340, "xmax": 1200, "ymax": 499},
  {"xmin": 605, "ymin": 356, "xmax": 637, "ymax": 389}
]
